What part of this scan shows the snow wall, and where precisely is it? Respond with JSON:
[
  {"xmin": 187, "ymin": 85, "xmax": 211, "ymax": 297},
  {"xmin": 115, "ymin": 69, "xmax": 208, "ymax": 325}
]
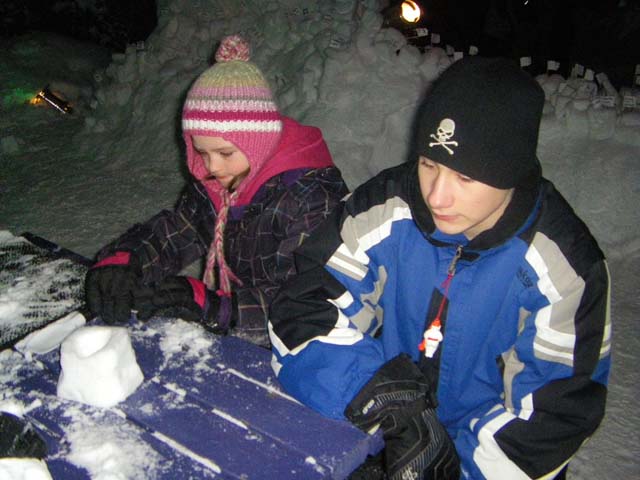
[{"xmin": 72, "ymin": 0, "xmax": 640, "ymax": 257}]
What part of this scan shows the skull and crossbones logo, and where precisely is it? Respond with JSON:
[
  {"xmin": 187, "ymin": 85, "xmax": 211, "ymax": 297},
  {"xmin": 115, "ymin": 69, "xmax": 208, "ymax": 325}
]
[{"xmin": 429, "ymin": 118, "xmax": 458, "ymax": 155}]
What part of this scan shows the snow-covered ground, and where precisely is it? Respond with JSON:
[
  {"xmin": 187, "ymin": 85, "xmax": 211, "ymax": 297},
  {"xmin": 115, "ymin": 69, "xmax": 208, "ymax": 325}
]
[{"xmin": 1, "ymin": 1, "xmax": 639, "ymax": 478}]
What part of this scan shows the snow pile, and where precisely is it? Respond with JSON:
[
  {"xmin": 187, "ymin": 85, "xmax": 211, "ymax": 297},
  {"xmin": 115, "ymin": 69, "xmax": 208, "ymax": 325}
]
[
  {"xmin": 57, "ymin": 326, "xmax": 144, "ymax": 408},
  {"xmin": 537, "ymin": 70, "xmax": 640, "ymax": 145},
  {"xmin": 75, "ymin": 0, "xmax": 391, "ymax": 187},
  {"xmin": 74, "ymin": 0, "xmax": 640, "ymax": 193},
  {"xmin": 72, "ymin": 0, "xmax": 456, "ymax": 188}
]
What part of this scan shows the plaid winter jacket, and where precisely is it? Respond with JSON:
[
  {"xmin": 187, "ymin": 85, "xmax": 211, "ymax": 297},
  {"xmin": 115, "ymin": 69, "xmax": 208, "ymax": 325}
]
[{"xmin": 98, "ymin": 118, "xmax": 348, "ymax": 347}]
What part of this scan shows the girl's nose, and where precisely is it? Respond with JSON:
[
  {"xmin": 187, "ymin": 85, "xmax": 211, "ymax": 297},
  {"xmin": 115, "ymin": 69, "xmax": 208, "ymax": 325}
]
[{"xmin": 205, "ymin": 155, "xmax": 221, "ymax": 174}]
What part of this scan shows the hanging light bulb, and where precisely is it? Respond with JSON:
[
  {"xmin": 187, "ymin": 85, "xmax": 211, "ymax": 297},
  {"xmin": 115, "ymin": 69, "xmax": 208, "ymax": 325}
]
[{"xmin": 400, "ymin": 0, "xmax": 421, "ymax": 23}]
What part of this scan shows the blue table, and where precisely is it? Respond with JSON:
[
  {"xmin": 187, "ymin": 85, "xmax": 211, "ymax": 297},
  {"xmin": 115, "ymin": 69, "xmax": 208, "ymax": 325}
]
[
  {"xmin": 0, "ymin": 233, "xmax": 383, "ymax": 479},
  {"xmin": 2, "ymin": 317, "xmax": 383, "ymax": 479}
]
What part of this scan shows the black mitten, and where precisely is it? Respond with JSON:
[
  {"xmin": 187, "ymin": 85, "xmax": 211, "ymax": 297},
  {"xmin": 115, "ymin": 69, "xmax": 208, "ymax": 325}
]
[
  {"xmin": 133, "ymin": 276, "xmax": 226, "ymax": 331},
  {"xmin": 345, "ymin": 354, "xmax": 460, "ymax": 480},
  {"xmin": 382, "ymin": 399, "xmax": 460, "ymax": 479},
  {"xmin": 0, "ymin": 412, "xmax": 47, "ymax": 459},
  {"xmin": 85, "ymin": 251, "xmax": 142, "ymax": 324}
]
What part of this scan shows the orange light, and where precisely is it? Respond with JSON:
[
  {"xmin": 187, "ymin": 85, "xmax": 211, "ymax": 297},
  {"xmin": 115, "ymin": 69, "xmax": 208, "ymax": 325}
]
[
  {"xmin": 30, "ymin": 94, "xmax": 44, "ymax": 105},
  {"xmin": 400, "ymin": 0, "xmax": 421, "ymax": 23}
]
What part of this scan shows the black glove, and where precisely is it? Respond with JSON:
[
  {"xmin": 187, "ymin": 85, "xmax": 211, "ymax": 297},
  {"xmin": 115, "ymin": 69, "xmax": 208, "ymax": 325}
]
[
  {"xmin": 0, "ymin": 412, "xmax": 47, "ymax": 459},
  {"xmin": 85, "ymin": 251, "xmax": 142, "ymax": 324},
  {"xmin": 345, "ymin": 354, "xmax": 460, "ymax": 480},
  {"xmin": 133, "ymin": 276, "xmax": 231, "ymax": 333}
]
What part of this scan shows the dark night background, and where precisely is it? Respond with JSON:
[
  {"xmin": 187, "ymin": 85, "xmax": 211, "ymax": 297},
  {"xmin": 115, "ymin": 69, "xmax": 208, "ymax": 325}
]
[
  {"xmin": 0, "ymin": 0, "xmax": 157, "ymax": 51},
  {"xmin": 1, "ymin": 0, "xmax": 639, "ymax": 89},
  {"xmin": 384, "ymin": 0, "xmax": 640, "ymax": 89}
]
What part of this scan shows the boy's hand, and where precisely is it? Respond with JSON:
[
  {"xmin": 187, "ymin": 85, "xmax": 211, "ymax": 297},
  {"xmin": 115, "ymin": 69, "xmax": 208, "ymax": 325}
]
[
  {"xmin": 345, "ymin": 354, "xmax": 460, "ymax": 480},
  {"xmin": 382, "ymin": 398, "xmax": 460, "ymax": 479}
]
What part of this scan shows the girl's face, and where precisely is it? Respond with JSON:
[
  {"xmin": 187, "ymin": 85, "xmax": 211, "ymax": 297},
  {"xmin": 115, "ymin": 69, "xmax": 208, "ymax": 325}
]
[
  {"xmin": 192, "ymin": 135, "xmax": 250, "ymax": 190},
  {"xmin": 418, "ymin": 156, "xmax": 514, "ymax": 240}
]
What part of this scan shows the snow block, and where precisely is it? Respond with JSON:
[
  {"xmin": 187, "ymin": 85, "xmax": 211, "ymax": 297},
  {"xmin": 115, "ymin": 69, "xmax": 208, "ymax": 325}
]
[{"xmin": 57, "ymin": 326, "xmax": 144, "ymax": 408}]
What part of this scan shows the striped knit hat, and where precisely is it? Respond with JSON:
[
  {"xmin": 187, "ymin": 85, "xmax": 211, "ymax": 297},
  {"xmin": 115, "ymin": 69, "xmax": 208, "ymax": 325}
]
[
  {"xmin": 182, "ymin": 34, "xmax": 283, "ymax": 197},
  {"xmin": 182, "ymin": 35, "xmax": 283, "ymax": 297}
]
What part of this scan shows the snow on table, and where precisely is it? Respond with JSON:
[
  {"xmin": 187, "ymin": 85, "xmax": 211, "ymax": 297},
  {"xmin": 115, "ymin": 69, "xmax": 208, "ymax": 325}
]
[
  {"xmin": 1, "ymin": 316, "xmax": 383, "ymax": 479},
  {"xmin": 0, "ymin": 318, "xmax": 382, "ymax": 480},
  {"xmin": 0, "ymin": 231, "xmax": 382, "ymax": 479},
  {"xmin": 0, "ymin": 231, "xmax": 87, "ymax": 350}
]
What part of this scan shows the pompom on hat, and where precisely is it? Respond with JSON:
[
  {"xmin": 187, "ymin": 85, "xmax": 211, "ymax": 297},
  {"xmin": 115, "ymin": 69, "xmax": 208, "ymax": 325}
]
[
  {"xmin": 415, "ymin": 56, "xmax": 545, "ymax": 189},
  {"xmin": 214, "ymin": 34, "xmax": 250, "ymax": 62},
  {"xmin": 182, "ymin": 35, "xmax": 283, "ymax": 196}
]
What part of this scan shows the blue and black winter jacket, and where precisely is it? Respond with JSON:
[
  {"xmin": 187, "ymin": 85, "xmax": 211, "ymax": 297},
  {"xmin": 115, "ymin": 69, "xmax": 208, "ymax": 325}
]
[{"xmin": 269, "ymin": 161, "xmax": 611, "ymax": 479}]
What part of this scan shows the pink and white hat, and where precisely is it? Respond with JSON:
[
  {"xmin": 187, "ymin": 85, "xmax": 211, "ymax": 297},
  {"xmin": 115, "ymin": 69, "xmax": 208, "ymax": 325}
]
[{"xmin": 182, "ymin": 34, "xmax": 283, "ymax": 197}]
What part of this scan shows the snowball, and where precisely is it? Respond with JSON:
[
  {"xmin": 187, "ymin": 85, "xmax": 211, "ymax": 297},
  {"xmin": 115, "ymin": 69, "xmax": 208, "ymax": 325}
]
[
  {"xmin": 57, "ymin": 326, "xmax": 143, "ymax": 408},
  {"xmin": 0, "ymin": 458, "xmax": 52, "ymax": 480}
]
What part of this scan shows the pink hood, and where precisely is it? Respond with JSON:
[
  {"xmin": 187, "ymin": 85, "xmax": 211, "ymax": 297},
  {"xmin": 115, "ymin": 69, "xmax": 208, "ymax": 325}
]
[{"xmin": 186, "ymin": 116, "xmax": 335, "ymax": 211}]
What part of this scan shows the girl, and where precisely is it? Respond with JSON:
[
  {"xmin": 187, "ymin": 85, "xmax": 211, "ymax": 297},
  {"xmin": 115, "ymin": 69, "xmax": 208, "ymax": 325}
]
[{"xmin": 85, "ymin": 35, "xmax": 348, "ymax": 347}]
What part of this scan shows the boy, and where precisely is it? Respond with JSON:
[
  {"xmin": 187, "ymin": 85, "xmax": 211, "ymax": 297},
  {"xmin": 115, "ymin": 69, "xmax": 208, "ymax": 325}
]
[{"xmin": 268, "ymin": 57, "xmax": 611, "ymax": 479}]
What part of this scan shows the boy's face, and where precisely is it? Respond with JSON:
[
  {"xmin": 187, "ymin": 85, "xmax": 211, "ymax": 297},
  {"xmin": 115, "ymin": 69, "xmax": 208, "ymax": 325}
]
[
  {"xmin": 418, "ymin": 156, "xmax": 514, "ymax": 240},
  {"xmin": 192, "ymin": 135, "xmax": 250, "ymax": 190}
]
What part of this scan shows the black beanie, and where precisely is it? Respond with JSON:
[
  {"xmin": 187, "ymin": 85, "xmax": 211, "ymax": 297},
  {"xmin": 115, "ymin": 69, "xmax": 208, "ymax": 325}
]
[{"xmin": 415, "ymin": 57, "xmax": 545, "ymax": 189}]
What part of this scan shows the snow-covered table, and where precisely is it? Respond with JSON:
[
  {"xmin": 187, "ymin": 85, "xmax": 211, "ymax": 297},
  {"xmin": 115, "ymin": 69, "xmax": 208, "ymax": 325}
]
[
  {"xmin": 2, "ymin": 316, "xmax": 383, "ymax": 479},
  {"xmin": 0, "ymin": 232, "xmax": 383, "ymax": 479}
]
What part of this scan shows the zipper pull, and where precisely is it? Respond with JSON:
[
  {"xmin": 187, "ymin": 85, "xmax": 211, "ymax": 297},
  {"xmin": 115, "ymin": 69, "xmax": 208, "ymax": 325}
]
[
  {"xmin": 448, "ymin": 245, "xmax": 463, "ymax": 276},
  {"xmin": 418, "ymin": 318, "xmax": 443, "ymax": 358},
  {"xmin": 418, "ymin": 245, "xmax": 463, "ymax": 358}
]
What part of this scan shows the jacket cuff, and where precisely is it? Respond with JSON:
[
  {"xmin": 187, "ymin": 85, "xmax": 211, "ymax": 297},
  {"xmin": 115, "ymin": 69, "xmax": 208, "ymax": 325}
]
[{"xmin": 92, "ymin": 251, "xmax": 131, "ymax": 268}]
